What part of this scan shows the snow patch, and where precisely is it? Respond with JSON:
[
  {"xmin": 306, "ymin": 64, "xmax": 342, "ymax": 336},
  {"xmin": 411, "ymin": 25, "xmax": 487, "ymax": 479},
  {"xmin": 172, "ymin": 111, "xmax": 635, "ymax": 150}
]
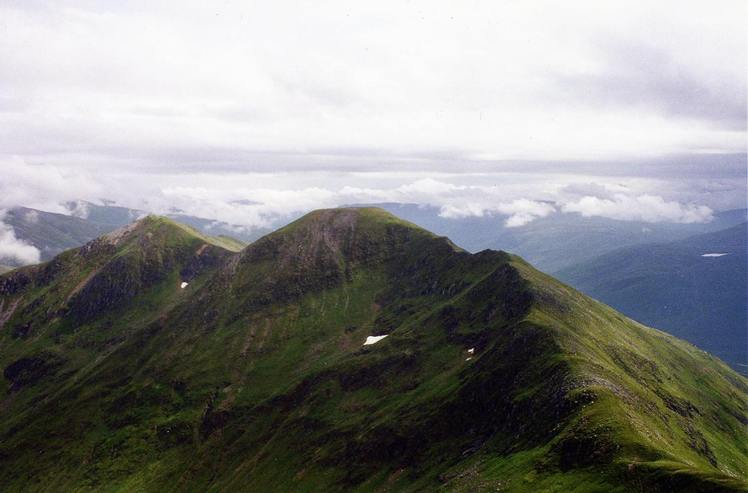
[
  {"xmin": 363, "ymin": 335, "xmax": 388, "ymax": 345},
  {"xmin": 180, "ymin": 281, "xmax": 189, "ymax": 289},
  {"xmin": 701, "ymin": 253, "xmax": 729, "ymax": 257},
  {"xmin": 465, "ymin": 357, "xmax": 472, "ymax": 361},
  {"xmin": 467, "ymin": 347, "xmax": 475, "ymax": 354}
]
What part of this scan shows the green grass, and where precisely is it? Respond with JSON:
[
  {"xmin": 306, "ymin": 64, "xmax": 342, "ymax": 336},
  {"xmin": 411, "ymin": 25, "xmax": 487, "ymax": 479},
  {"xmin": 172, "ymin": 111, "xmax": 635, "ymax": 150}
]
[{"xmin": 0, "ymin": 208, "xmax": 745, "ymax": 492}]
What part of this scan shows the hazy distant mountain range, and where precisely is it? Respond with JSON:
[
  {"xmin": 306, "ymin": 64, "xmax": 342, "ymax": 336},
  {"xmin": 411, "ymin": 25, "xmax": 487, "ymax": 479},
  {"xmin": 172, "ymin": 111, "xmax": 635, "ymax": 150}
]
[
  {"xmin": 5, "ymin": 200, "xmax": 744, "ymax": 273},
  {"xmin": 1, "ymin": 207, "xmax": 113, "ymax": 266},
  {"xmin": 558, "ymin": 222, "xmax": 747, "ymax": 373},
  {"xmin": 357, "ymin": 203, "xmax": 747, "ymax": 273},
  {"xmin": 0, "ymin": 201, "xmax": 258, "ymax": 268},
  {"xmin": 64, "ymin": 200, "xmax": 270, "ymax": 244},
  {"xmin": 0, "ymin": 209, "xmax": 745, "ymax": 491}
]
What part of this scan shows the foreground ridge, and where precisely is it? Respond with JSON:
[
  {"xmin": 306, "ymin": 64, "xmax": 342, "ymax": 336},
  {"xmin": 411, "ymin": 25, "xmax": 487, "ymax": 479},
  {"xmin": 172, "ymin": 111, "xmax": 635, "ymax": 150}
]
[{"xmin": 0, "ymin": 208, "xmax": 745, "ymax": 492}]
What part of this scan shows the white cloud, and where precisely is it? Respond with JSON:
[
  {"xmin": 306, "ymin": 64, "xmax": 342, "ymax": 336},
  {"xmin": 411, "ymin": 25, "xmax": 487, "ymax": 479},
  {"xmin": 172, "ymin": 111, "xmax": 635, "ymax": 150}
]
[
  {"xmin": 439, "ymin": 199, "xmax": 556, "ymax": 227},
  {"xmin": 561, "ymin": 194, "xmax": 714, "ymax": 223},
  {"xmin": 0, "ymin": 156, "xmax": 103, "ymax": 213},
  {"xmin": 0, "ymin": 157, "xmax": 734, "ymax": 231},
  {"xmin": 0, "ymin": 214, "xmax": 41, "ymax": 265},
  {"xmin": 0, "ymin": 2, "xmax": 743, "ymax": 226},
  {"xmin": 497, "ymin": 200, "xmax": 557, "ymax": 227},
  {"xmin": 23, "ymin": 210, "xmax": 39, "ymax": 224},
  {"xmin": 0, "ymin": 1, "xmax": 744, "ymax": 170},
  {"xmin": 438, "ymin": 203, "xmax": 491, "ymax": 219},
  {"xmin": 67, "ymin": 200, "xmax": 91, "ymax": 219}
]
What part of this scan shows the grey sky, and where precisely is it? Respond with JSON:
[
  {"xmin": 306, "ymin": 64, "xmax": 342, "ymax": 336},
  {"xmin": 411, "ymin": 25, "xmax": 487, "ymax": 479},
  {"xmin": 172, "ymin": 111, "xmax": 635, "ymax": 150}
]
[{"xmin": 0, "ymin": 0, "xmax": 745, "ymax": 228}]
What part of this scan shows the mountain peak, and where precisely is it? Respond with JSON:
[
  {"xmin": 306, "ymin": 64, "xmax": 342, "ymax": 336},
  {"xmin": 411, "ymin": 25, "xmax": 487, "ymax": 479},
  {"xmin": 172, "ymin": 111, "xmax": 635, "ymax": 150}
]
[
  {"xmin": 0, "ymin": 215, "xmax": 237, "ymax": 328},
  {"xmin": 261, "ymin": 206, "xmax": 461, "ymax": 255},
  {"xmin": 219, "ymin": 207, "xmax": 469, "ymax": 315},
  {"xmin": 238, "ymin": 206, "xmax": 463, "ymax": 276},
  {"xmin": 279, "ymin": 206, "xmax": 432, "ymax": 234},
  {"xmin": 0, "ymin": 209, "xmax": 746, "ymax": 491},
  {"xmin": 100, "ymin": 215, "xmax": 243, "ymax": 252}
]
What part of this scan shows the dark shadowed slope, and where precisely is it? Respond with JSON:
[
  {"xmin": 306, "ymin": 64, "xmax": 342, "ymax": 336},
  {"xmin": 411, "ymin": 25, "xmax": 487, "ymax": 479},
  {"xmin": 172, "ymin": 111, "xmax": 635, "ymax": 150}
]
[
  {"xmin": 558, "ymin": 223, "xmax": 747, "ymax": 373},
  {"xmin": 0, "ymin": 209, "xmax": 745, "ymax": 492}
]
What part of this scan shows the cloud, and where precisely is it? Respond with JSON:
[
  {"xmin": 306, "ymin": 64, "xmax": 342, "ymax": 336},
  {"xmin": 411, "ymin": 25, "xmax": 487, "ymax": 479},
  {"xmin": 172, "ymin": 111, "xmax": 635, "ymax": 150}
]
[
  {"xmin": 552, "ymin": 39, "xmax": 746, "ymax": 130},
  {"xmin": 0, "ymin": 1, "xmax": 744, "ymax": 171},
  {"xmin": 439, "ymin": 199, "xmax": 556, "ymax": 227},
  {"xmin": 0, "ymin": 214, "xmax": 40, "ymax": 265},
  {"xmin": 66, "ymin": 200, "xmax": 92, "ymax": 219},
  {"xmin": 0, "ymin": 156, "xmax": 103, "ymax": 213},
  {"xmin": 559, "ymin": 182, "xmax": 620, "ymax": 200},
  {"xmin": 0, "ymin": 2, "xmax": 743, "ymax": 225},
  {"xmin": 561, "ymin": 194, "xmax": 713, "ymax": 223},
  {"xmin": 0, "ymin": 154, "xmax": 732, "ymax": 230},
  {"xmin": 497, "ymin": 200, "xmax": 557, "ymax": 227},
  {"xmin": 23, "ymin": 209, "xmax": 39, "ymax": 224}
]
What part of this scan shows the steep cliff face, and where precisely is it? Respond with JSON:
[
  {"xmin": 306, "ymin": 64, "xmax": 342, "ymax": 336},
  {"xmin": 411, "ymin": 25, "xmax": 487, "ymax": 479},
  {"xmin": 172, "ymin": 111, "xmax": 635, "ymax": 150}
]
[{"xmin": 0, "ymin": 209, "xmax": 745, "ymax": 492}]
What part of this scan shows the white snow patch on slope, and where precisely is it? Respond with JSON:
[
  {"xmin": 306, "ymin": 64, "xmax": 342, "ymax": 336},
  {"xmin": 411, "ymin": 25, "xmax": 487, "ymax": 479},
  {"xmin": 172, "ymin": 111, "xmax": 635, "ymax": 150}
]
[
  {"xmin": 180, "ymin": 281, "xmax": 189, "ymax": 289},
  {"xmin": 364, "ymin": 335, "xmax": 388, "ymax": 345}
]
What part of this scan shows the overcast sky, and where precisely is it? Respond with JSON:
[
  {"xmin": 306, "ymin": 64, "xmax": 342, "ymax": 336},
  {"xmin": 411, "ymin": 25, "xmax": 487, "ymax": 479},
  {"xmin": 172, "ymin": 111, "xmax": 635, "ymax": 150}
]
[{"xmin": 0, "ymin": 0, "xmax": 745, "ymax": 230}]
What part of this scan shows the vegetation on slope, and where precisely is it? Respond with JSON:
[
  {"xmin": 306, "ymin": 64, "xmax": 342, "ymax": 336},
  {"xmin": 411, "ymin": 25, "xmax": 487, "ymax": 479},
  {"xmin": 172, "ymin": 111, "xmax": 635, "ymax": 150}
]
[
  {"xmin": 0, "ymin": 209, "xmax": 744, "ymax": 492},
  {"xmin": 558, "ymin": 222, "xmax": 747, "ymax": 372},
  {"xmin": 1, "ymin": 205, "xmax": 247, "ymax": 270}
]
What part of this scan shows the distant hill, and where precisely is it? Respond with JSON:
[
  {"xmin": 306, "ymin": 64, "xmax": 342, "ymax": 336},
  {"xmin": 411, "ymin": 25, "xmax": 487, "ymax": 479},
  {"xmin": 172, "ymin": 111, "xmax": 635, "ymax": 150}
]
[
  {"xmin": 1, "ymin": 207, "xmax": 113, "ymax": 266},
  {"xmin": 0, "ymin": 209, "xmax": 745, "ymax": 491},
  {"xmin": 354, "ymin": 203, "xmax": 747, "ymax": 273},
  {"xmin": 66, "ymin": 200, "xmax": 269, "ymax": 244},
  {"xmin": 558, "ymin": 223, "xmax": 747, "ymax": 373},
  {"xmin": 0, "ymin": 203, "xmax": 249, "ymax": 268},
  {"xmin": 6, "ymin": 200, "xmax": 744, "ymax": 274}
]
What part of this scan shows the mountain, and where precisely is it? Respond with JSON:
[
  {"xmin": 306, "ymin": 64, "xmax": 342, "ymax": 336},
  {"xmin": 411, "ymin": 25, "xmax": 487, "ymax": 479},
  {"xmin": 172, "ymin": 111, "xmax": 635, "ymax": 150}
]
[
  {"xmin": 0, "ymin": 205, "xmax": 248, "ymax": 270},
  {"xmin": 353, "ymin": 203, "xmax": 748, "ymax": 273},
  {"xmin": 0, "ymin": 209, "xmax": 745, "ymax": 492},
  {"xmin": 66, "ymin": 200, "xmax": 268, "ymax": 244},
  {"xmin": 7, "ymin": 200, "xmax": 743, "ymax": 275},
  {"xmin": 0, "ymin": 207, "xmax": 113, "ymax": 266},
  {"xmin": 557, "ymin": 223, "xmax": 748, "ymax": 373},
  {"xmin": 166, "ymin": 212, "xmax": 271, "ymax": 245},
  {"xmin": 64, "ymin": 200, "xmax": 146, "ymax": 228}
]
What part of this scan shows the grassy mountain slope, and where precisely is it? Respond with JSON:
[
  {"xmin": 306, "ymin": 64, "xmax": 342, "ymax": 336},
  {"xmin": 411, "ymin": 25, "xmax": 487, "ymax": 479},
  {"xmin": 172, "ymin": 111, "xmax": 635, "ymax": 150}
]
[
  {"xmin": 558, "ymin": 223, "xmax": 747, "ymax": 373},
  {"xmin": 0, "ymin": 209, "xmax": 745, "ymax": 492},
  {"xmin": 0, "ymin": 207, "xmax": 246, "ymax": 270},
  {"xmin": 0, "ymin": 215, "xmax": 234, "ymax": 395}
]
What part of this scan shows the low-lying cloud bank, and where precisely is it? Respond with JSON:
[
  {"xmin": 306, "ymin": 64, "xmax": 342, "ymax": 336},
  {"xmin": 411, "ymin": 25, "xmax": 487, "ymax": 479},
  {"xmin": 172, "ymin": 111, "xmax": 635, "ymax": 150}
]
[
  {"xmin": 0, "ymin": 158, "xmax": 741, "ymax": 232},
  {"xmin": 439, "ymin": 199, "xmax": 556, "ymax": 227},
  {"xmin": 561, "ymin": 194, "xmax": 713, "ymax": 224},
  {"xmin": 0, "ymin": 213, "xmax": 41, "ymax": 265}
]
